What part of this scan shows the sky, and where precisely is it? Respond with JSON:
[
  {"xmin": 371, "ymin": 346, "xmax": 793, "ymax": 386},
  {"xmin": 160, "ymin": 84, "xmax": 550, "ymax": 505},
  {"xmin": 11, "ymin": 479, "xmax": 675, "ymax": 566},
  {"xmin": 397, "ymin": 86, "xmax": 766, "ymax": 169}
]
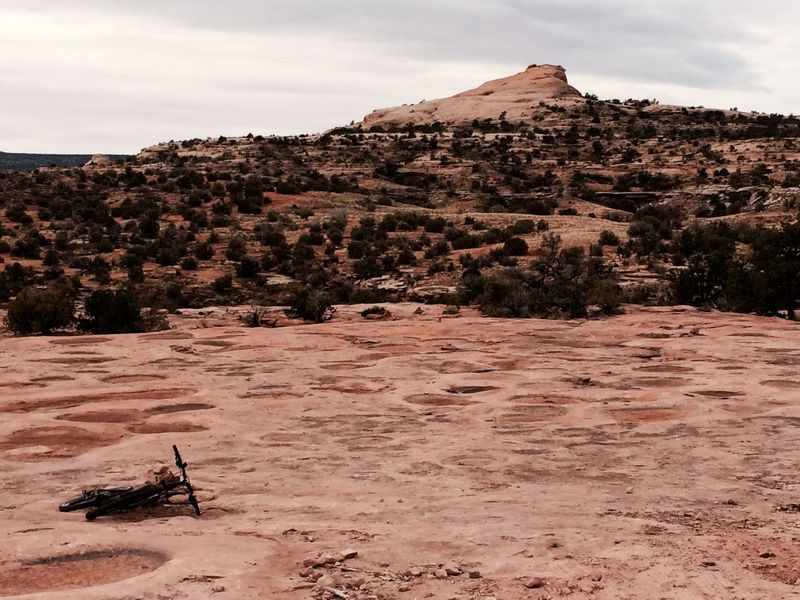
[{"xmin": 1, "ymin": 1, "xmax": 798, "ymax": 154}]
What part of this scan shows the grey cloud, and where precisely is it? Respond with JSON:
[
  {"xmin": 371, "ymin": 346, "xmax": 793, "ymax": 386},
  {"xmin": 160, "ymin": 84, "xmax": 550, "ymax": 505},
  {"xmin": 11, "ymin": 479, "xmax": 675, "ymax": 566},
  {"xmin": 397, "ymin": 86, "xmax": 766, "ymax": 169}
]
[
  {"xmin": 1, "ymin": 0, "xmax": 798, "ymax": 152},
  {"xmin": 39, "ymin": 0, "xmax": 760, "ymax": 90}
]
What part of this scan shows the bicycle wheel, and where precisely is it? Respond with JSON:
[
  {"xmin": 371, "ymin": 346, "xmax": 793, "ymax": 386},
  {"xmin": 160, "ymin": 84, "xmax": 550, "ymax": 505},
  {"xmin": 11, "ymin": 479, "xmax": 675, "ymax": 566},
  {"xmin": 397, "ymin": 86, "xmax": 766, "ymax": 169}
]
[
  {"xmin": 85, "ymin": 484, "xmax": 163, "ymax": 521},
  {"xmin": 59, "ymin": 488, "xmax": 133, "ymax": 512}
]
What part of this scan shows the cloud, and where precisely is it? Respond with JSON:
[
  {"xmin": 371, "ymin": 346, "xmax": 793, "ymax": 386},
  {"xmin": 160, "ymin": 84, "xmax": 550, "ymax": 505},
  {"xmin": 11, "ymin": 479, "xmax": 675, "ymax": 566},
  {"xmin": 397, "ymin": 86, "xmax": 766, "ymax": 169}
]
[{"xmin": 0, "ymin": 1, "xmax": 797, "ymax": 152}]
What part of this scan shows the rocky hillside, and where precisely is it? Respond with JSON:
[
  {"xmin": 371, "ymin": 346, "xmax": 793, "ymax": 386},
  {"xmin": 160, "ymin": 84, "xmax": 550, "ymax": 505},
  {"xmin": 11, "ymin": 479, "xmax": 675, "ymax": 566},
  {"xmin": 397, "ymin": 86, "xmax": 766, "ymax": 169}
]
[{"xmin": 1, "ymin": 65, "xmax": 799, "ymax": 328}]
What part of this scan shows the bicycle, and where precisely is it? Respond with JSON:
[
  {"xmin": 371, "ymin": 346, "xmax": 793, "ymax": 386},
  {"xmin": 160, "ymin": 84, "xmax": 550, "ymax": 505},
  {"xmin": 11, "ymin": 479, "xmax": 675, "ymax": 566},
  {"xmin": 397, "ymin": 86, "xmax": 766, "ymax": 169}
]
[{"xmin": 59, "ymin": 445, "xmax": 201, "ymax": 520}]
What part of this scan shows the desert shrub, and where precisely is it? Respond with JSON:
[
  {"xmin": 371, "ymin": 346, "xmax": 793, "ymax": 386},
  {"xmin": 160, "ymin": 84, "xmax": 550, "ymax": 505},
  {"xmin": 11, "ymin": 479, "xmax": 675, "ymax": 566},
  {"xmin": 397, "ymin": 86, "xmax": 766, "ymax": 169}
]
[
  {"xmin": 181, "ymin": 256, "xmax": 198, "ymax": 270},
  {"xmin": 236, "ymin": 256, "xmax": 260, "ymax": 278},
  {"xmin": 360, "ymin": 306, "xmax": 387, "ymax": 318},
  {"xmin": 394, "ymin": 245, "xmax": 415, "ymax": 266},
  {"xmin": 478, "ymin": 270, "xmax": 533, "ymax": 317},
  {"xmin": 668, "ymin": 220, "xmax": 800, "ymax": 318},
  {"xmin": 213, "ymin": 274, "xmax": 233, "ymax": 294},
  {"xmin": 81, "ymin": 289, "xmax": 144, "ymax": 334},
  {"xmin": 127, "ymin": 264, "xmax": 145, "ymax": 283},
  {"xmin": 0, "ymin": 262, "xmax": 34, "ymax": 301},
  {"xmin": 194, "ymin": 242, "xmax": 214, "ymax": 260},
  {"xmin": 478, "ymin": 234, "xmax": 619, "ymax": 319},
  {"xmin": 627, "ymin": 205, "xmax": 683, "ymax": 256},
  {"xmin": 352, "ymin": 254, "xmax": 385, "ymax": 278},
  {"xmin": 239, "ymin": 305, "xmax": 268, "ymax": 327},
  {"xmin": 747, "ymin": 221, "xmax": 800, "ymax": 319},
  {"xmin": 509, "ymin": 219, "xmax": 535, "ymax": 235},
  {"xmin": 598, "ymin": 230, "xmax": 620, "ymax": 246},
  {"xmin": 226, "ymin": 235, "xmax": 247, "ymax": 262},
  {"xmin": 503, "ymin": 237, "xmax": 529, "ymax": 256},
  {"xmin": 6, "ymin": 282, "xmax": 75, "ymax": 335},
  {"xmin": 285, "ymin": 286, "xmax": 335, "ymax": 323},
  {"xmin": 587, "ymin": 279, "xmax": 623, "ymax": 314},
  {"xmin": 424, "ymin": 240, "xmax": 450, "ymax": 258}
]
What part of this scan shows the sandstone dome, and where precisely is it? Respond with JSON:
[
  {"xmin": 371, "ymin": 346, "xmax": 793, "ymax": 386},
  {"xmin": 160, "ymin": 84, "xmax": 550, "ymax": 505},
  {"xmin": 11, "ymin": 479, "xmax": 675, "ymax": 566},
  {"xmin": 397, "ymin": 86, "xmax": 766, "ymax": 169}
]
[{"xmin": 362, "ymin": 64, "xmax": 582, "ymax": 128}]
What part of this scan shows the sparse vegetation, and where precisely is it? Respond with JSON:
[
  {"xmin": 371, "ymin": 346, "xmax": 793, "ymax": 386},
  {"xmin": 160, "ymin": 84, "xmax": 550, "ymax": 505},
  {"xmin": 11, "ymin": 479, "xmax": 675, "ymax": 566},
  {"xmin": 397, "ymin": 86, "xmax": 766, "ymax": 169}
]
[
  {"xmin": 1, "ymin": 72, "xmax": 799, "ymax": 331},
  {"xmin": 5, "ymin": 282, "xmax": 76, "ymax": 334}
]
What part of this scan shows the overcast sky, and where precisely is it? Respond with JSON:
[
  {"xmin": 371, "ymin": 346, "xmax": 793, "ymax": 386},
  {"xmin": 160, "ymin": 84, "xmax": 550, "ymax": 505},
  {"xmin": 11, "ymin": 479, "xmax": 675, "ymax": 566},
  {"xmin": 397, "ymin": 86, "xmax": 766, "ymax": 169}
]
[{"xmin": 1, "ymin": 1, "xmax": 798, "ymax": 154}]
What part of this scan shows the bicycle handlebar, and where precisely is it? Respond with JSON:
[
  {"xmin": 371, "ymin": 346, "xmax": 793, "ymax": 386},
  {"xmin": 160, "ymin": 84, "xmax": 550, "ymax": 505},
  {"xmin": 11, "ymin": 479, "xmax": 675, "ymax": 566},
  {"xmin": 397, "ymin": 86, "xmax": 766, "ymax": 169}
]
[{"xmin": 171, "ymin": 444, "xmax": 200, "ymax": 516}]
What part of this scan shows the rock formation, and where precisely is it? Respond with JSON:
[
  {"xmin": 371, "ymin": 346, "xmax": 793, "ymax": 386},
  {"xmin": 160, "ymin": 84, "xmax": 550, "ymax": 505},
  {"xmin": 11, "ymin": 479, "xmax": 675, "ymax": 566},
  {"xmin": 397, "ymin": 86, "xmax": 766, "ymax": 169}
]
[{"xmin": 362, "ymin": 64, "xmax": 582, "ymax": 128}]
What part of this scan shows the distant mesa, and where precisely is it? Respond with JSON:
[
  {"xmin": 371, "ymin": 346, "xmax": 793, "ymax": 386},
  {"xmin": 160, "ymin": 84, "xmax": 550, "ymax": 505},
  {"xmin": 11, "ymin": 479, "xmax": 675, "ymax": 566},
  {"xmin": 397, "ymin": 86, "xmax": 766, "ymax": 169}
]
[
  {"xmin": 0, "ymin": 151, "xmax": 130, "ymax": 171},
  {"xmin": 84, "ymin": 154, "xmax": 113, "ymax": 167},
  {"xmin": 362, "ymin": 64, "xmax": 582, "ymax": 128}
]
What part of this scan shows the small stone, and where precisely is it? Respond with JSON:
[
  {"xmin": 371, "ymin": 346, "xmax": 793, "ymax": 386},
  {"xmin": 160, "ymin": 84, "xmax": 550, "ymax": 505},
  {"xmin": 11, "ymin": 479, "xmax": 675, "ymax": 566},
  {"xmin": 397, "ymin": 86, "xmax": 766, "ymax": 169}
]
[
  {"xmin": 444, "ymin": 564, "xmax": 462, "ymax": 576},
  {"xmin": 399, "ymin": 584, "xmax": 411, "ymax": 592},
  {"xmin": 701, "ymin": 560, "xmax": 716, "ymax": 568},
  {"xmin": 341, "ymin": 549, "xmax": 359, "ymax": 560},
  {"xmin": 410, "ymin": 567, "xmax": 423, "ymax": 577},
  {"xmin": 625, "ymin": 487, "xmax": 634, "ymax": 494},
  {"xmin": 299, "ymin": 567, "xmax": 315, "ymax": 578},
  {"xmin": 469, "ymin": 570, "xmax": 481, "ymax": 579},
  {"xmin": 525, "ymin": 577, "xmax": 545, "ymax": 589},
  {"xmin": 434, "ymin": 569, "xmax": 449, "ymax": 579},
  {"xmin": 643, "ymin": 525, "xmax": 663, "ymax": 535},
  {"xmin": 759, "ymin": 550, "xmax": 775, "ymax": 559},
  {"xmin": 304, "ymin": 552, "xmax": 338, "ymax": 568},
  {"xmin": 211, "ymin": 585, "xmax": 225, "ymax": 593},
  {"xmin": 313, "ymin": 574, "xmax": 339, "ymax": 591}
]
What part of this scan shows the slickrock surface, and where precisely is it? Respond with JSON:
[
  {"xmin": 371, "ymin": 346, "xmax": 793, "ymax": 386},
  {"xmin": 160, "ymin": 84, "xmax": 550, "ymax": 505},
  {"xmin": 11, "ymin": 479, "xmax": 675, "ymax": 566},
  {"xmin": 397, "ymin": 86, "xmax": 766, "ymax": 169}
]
[
  {"xmin": 363, "ymin": 64, "xmax": 583, "ymax": 127},
  {"xmin": 2, "ymin": 305, "xmax": 800, "ymax": 599}
]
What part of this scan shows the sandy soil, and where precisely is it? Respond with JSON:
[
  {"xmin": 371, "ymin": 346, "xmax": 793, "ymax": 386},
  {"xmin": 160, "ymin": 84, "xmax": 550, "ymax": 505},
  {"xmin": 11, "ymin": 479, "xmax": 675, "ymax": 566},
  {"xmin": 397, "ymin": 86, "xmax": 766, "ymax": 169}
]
[{"xmin": 2, "ymin": 305, "xmax": 800, "ymax": 599}]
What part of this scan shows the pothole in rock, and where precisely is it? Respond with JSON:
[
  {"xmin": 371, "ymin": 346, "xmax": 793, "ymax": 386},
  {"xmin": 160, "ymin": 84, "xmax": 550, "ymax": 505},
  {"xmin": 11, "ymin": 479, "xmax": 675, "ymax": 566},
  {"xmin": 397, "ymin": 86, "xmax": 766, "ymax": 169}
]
[
  {"xmin": 693, "ymin": 390, "xmax": 745, "ymax": 398},
  {"xmin": 261, "ymin": 432, "xmax": 307, "ymax": 445},
  {"xmin": 49, "ymin": 337, "xmax": 111, "ymax": 346},
  {"xmin": 100, "ymin": 374, "xmax": 168, "ymax": 384},
  {"xmin": 193, "ymin": 339, "xmax": 235, "ymax": 348},
  {"xmin": 0, "ymin": 548, "xmax": 166, "ymax": 596},
  {"xmin": 495, "ymin": 405, "xmax": 567, "ymax": 423},
  {"xmin": 0, "ymin": 426, "xmax": 122, "ymax": 461},
  {"xmin": 759, "ymin": 379, "xmax": 800, "ymax": 389},
  {"xmin": 30, "ymin": 375, "xmax": 76, "ymax": 383},
  {"xmin": 126, "ymin": 421, "xmax": 208, "ymax": 434},
  {"xmin": 144, "ymin": 403, "xmax": 215, "ymax": 415},
  {"xmin": 446, "ymin": 385, "xmax": 498, "ymax": 394},
  {"xmin": 5, "ymin": 388, "xmax": 195, "ymax": 413},
  {"xmin": 404, "ymin": 394, "xmax": 477, "ymax": 407},
  {"xmin": 511, "ymin": 395, "xmax": 576, "ymax": 405},
  {"xmin": 635, "ymin": 364, "xmax": 694, "ymax": 373},
  {"xmin": 57, "ymin": 409, "xmax": 143, "ymax": 423},
  {"xmin": 625, "ymin": 377, "xmax": 686, "ymax": 388},
  {"xmin": 610, "ymin": 407, "xmax": 683, "ymax": 423}
]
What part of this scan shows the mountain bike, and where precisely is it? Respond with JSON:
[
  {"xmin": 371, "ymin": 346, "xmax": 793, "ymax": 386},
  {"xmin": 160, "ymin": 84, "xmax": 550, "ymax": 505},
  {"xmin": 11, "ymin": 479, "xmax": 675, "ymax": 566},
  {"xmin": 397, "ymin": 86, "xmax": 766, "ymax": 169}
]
[{"xmin": 59, "ymin": 445, "xmax": 201, "ymax": 520}]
